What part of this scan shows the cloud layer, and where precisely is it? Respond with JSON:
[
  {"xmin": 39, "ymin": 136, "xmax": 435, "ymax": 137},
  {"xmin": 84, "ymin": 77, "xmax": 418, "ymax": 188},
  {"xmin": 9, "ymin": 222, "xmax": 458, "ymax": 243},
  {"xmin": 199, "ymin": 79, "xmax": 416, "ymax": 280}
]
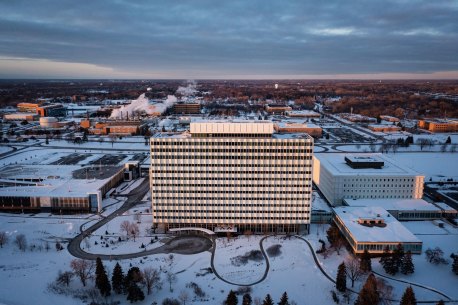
[{"xmin": 0, "ymin": 0, "xmax": 457, "ymax": 78}]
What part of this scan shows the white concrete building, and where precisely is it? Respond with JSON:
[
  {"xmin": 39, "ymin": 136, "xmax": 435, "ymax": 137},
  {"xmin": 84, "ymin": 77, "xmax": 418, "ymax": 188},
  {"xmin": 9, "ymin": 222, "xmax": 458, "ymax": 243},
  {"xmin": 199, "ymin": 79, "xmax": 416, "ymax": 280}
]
[
  {"xmin": 313, "ymin": 153, "xmax": 424, "ymax": 205},
  {"xmin": 333, "ymin": 206, "xmax": 422, "ymax": 254},
  {"xmin": 150, "ymin": 121, "xmax": 314, "ymax": 234}
]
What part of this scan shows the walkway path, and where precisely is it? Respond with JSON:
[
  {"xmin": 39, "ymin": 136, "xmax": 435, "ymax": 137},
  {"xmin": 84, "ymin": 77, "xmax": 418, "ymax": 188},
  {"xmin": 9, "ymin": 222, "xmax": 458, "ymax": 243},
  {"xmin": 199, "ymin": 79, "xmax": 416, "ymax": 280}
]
[{"xmin": 210, "ymin": 235, "xmax": 270, "ymax": 287}]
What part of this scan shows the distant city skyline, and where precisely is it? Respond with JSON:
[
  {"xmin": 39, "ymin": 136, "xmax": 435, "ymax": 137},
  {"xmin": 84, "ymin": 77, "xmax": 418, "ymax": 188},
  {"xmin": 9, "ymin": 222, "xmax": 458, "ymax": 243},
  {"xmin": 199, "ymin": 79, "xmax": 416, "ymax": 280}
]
[{"xmin": 1, "ymin": 0, "xmax": 457, "ymax": 79}]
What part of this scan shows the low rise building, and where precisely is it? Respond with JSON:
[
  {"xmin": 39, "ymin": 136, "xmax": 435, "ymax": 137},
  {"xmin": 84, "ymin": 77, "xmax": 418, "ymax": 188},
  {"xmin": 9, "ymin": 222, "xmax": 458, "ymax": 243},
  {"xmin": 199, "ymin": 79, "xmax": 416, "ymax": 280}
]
[
  {"xmin": 173, "ymin": 103, "xmax": 201, "ymax": 114},
  {"xmin": 368, "ymin": 124, "xmax": 402, "ymax": 133},
  {"xmin": 333, "ymin": 206, "xmax": 422, "ymax": 254},
  {"xmin": 265, "ymin": 104, "xmax": 292, "ymax": 114},
  {"xmin": 343, "ymin": 198, "xmax": 457, "ymax": 220},
  {"xmin": 81, "ymin": 119, "xmax": 147, "ymax": 135},
  {"xmin": 380, "ymin": 115, "xmax": 400, "ymax": 123},
  {"xmin": 3, "ymin": 113, "xmax": 39, "ymax": 122},
  {"xmin": 286, "ymin": 110, "xmax": 321, "ymax": 118},
  {"xmin": 418, "ymin": 119, "xmax": 458, "ymax": 133},
  {"xmin": 0, "ymin": 165, "xmax": 124, "ymax": 213},
  {"xmin": 313, "ymin": 153, "xmax": 424, "ymax": 205},
  {"xmin": 274, "ymin": 122, "xmax": 322, "ymax": 137}
]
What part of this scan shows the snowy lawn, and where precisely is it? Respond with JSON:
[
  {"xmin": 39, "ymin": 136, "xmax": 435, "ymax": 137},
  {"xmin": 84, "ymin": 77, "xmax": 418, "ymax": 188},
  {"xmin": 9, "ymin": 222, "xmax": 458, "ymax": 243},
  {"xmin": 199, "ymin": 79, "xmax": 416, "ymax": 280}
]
[
  {"xmin": 81, "ymin": 205, "xmax": 161, "ymax": 255},
  {"xmin": 310, "ymin": 223, "xmax": 458, "ymax": 302},
  {"xmin": 213, "ymin": 235, "xmax": 266, "ymax": 285}
]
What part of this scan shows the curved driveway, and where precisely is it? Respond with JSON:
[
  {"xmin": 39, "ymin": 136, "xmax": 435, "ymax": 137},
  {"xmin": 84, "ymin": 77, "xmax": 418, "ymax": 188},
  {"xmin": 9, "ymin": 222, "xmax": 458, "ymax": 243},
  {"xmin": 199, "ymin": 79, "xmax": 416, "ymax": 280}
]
[{"xmin": 67, "ymin": 179, "xmax": 212, "ymax": 260}]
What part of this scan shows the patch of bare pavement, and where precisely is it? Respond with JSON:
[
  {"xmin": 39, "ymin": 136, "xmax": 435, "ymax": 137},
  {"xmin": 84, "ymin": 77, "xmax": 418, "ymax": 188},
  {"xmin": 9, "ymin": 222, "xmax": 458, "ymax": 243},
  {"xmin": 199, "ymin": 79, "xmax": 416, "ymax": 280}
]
[{"xmin": 160, "ymin": 235, "xmax": 213, "ymax": 255}]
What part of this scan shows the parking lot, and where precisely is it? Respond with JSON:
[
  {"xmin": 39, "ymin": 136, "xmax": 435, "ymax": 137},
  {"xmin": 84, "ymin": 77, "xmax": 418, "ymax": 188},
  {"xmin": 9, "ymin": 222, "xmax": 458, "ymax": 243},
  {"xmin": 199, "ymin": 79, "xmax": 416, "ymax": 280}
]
[
  {"xmin": 89, "ymin": 154, "xmax": 127, "ymax": 165},
  {"xmin": 50, "ymin": 153, "xmax": 91, "ymax": 165}
]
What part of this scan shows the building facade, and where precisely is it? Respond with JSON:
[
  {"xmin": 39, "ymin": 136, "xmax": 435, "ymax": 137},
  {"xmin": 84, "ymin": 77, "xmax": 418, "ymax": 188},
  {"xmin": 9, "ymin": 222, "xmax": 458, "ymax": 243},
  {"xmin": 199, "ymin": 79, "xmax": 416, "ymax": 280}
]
[
  {"xmin": 150, "ymin": 121, "xmax": 314, "ymax": 234},
  {"xmin": 313, "ymin": 154, "xmax": 424, "ymax": 205}
]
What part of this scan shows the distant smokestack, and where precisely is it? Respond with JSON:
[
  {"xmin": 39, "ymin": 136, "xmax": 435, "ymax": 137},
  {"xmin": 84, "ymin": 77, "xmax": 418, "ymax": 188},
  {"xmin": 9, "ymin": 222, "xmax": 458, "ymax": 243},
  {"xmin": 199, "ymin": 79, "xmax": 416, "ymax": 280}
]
[{"xmin": 126, "ymin": 112, "xmax": 129, "ymax": 121}]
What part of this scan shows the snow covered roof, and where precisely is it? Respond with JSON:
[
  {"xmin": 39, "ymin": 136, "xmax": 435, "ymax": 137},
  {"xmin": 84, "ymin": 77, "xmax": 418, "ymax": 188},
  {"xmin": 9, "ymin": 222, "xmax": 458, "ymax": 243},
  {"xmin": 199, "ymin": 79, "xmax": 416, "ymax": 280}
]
[
  {"xmin": 314, "ymin": 153, "xmax": 422, "ymax": 176},
  {"xmin": 334, "ymin": 206, "xmax": 421, "ymax": 243},
  {"xmin": 343, "ymin": 198, "xmax": 446, "ymax": 212},
  {"xmin": 0, "ymin": 165, "xmax": 123, "ymax": 198}
]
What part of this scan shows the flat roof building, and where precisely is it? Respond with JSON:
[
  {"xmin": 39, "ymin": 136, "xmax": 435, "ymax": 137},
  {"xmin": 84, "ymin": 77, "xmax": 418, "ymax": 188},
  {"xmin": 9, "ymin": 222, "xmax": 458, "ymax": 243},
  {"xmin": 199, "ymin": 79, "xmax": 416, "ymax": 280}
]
[
  {"xmin": 0, "ymin": 165, "xmax": 124, "ymax": 213},
  {"xmin": 418, "ymin": 119, "xmax": 458, "ymax": 133},
  {"xmin": 343, "ymin": 198, "xmax": 457, "ymax": 221},
  {"xmin": 274, "ymin": 122, "xmax": 323, "ymax": 137},
  {"xmin": 313, "ymin": 153, "xmax": 424, "ymax": 205},
  {"xmin": 150, "ymin": 120, "xmax": 314, "ymax": 234},
  {"xmin": 333, "ymin": 206, "xmax": 422, "ymax": 254}
]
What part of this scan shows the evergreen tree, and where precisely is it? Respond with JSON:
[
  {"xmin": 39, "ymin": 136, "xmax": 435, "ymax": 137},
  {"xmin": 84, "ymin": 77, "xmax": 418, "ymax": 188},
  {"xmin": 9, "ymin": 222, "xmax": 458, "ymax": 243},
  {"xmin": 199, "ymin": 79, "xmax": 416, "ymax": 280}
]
[
  {"xmin": 95, "ymin": 257, "xmax": 111, "ymax": 297},
  {"xmin": 224, "ymin": 290, "xmax": 238, "ymax": 305},
  {"xmin": 401, "ymin": 251, "xmax": 415, "ymax": 275},
  {"xmin": 262, "ymin": 294, "xmax": 274, "ymax": 305},
  {"xmin": 354, "ymin": 273, "xmax": 379, "ymax": 305},
  {"xmin": 446, "ymin": 136, "xmax": 452, "ymax": 144},
  {"xmin": 242, "ymin": 293, "xmax": 252, "ymax": 305},
  {"xmin": 400, "ymin": 286, "xmax": 416, "ymax": 305},
  {"xmin": 126, "ymin": 282, "xmax": 145, "ymax": 303},
  {"xmin": 112, "ymin": 262, "xmax": 124, "ymax": 294},
  {"xmin": 278, "ymin": 291, "xmax": 289, "ymax": 305},
  {"xmin": 392, "ymin": 244, "xmax": 405, "ymax": 270},
  {"xmin": 436, "ymin": 300, "xmax": 445, "ymax": 305},
  {"xmin": 124, "ymin": 267, "xmax": 143, "ymax": 294},
  {"xmin": 336, "ymin": 262, "xmax": 347, "ymax": 293},
  {"xmin": 452, "ymin": 254, "xmax": 458, "ymax": 275},
  {"xmin": 379, "ymin": 246, "xmax": 390, "ymax": 268},
  {"xmin": 360, "ymin": 249, "xmax": 372, "ymax": 273}
]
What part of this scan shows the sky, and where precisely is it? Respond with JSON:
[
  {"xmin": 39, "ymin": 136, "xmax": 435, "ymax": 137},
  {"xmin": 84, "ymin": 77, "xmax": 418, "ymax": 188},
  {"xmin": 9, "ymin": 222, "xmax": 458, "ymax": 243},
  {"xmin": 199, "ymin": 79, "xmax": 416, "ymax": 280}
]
[{"xmin": 0, "ymin": 0, "xmax": 457, "ymax": 79}]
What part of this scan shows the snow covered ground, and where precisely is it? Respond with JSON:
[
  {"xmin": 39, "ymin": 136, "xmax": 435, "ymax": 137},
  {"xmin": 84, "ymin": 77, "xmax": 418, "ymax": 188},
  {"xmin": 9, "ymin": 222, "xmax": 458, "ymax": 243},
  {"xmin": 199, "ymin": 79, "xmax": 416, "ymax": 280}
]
[{"xmin": 1, "ymin": 215, "xmax": 457, "ymax": 305}]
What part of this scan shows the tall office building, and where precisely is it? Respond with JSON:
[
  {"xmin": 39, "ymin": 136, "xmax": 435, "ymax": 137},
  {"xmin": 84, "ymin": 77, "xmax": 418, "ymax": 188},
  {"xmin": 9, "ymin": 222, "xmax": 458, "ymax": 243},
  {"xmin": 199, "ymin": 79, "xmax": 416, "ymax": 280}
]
[{"xmin": 150, "ymin": 121, "xmax": 314, "ymax": 234}]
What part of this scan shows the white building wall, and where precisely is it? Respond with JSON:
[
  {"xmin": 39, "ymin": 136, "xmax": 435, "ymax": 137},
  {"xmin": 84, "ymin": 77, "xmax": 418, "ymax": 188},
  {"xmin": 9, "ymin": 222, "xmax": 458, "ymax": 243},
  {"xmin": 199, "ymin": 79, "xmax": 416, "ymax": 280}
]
[
  {"xmin": 150, "ymin": 136, "xmax": 313, "ymax": 233},
  {"xmin": 313, "ymin": 156, "xmax": 425, "ymax": 205}
]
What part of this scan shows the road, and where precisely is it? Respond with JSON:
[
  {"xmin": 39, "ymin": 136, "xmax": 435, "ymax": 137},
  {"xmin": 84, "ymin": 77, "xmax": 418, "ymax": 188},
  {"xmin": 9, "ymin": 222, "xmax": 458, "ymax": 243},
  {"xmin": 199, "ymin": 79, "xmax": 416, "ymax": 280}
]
[
  {"xmin": 67, "ymin": 178, "xmax": 150, "ymax": 259},
  {"xmin": 67, "ymin": 178, "xmax": 213, "ymax": 260}
]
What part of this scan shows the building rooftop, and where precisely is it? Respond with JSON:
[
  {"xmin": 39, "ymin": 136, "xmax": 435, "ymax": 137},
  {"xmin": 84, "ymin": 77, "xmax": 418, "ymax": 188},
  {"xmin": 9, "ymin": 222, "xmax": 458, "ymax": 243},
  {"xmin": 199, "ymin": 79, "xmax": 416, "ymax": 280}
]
[
  {"xmin": 314, "ymin": 153, "xmax": 422, "ymax": 176},
  {"xmin": 334, "ymin": 206, "xmax": 421, "ymax": 243},
  {"xmin": 343, "ymin": 198, "xmax": 452, "ymax": 212},
  {"xmin": 0, "ymin": 165, "xmax": 122, "ymax": 198}
]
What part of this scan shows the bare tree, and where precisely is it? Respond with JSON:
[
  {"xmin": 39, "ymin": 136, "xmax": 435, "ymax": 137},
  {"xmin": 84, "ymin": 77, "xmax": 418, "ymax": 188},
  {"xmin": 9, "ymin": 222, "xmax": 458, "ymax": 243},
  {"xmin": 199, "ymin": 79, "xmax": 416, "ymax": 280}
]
[
  {"xmin": 0, "ymin": 231, "xmax": 8, "ymax": 248},
  {"xmin": 14, "ymin": 234, "xmax": 27, "ymax": 251},
  {"xmin": 129, "ymin": 223, "xmax": 140, "ymax": 241},
  {"xmin": 376, "ymin": 277, "xmax": 394, "ymax": 305},
  {"xmin": 345, "ymin": 256, "xmax": 363, "ymax": 288},
  {"xmin": 56, "ymin": 270, "xmax": 74, "ymax": 286},
  {"xmin": 178, "ymin": 290, "xmax": 190, "ymax": 305},
  {"xmin": 441, "ymin": 143, "xmax": 448, "ymax": 153},
  {"xmin": 120, "ymin": 220, "xmax": 131, "ymax": 236},
  {"xmin": 451, "ymin": 144, "xmax": 457, "ymax": 153},
  {"xmin": 134, "ymin": 212, "xmax": 142, "ymax": 223},
  {"xmin": 166, "ymin": 271, "xmax": 177, "ymax": 292},
  {"xmin": 334, "ymin": 237, "xmax": 345, "ymax": 255},
  {"xmin": 44, "ymin": 241, "xmax": 50, "ymax": 252},
  {"xmin": 142, "ymin": 267, "xmax": 161, "ymax": 295},
  {"xmin": 70, "ymin": 259, "xmax": 94, "ymax": 287}
]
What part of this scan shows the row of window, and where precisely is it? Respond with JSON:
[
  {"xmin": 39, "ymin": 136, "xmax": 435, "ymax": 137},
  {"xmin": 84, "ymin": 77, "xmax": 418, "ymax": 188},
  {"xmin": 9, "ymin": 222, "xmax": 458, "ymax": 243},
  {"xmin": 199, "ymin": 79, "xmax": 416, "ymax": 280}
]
[
  {"xmin": 190, "ymin": 133, "xmax": 272, "ymax": 138},
  {"xmin": 153, "ymin": 203, "xmax": 310, "ymax": 207},
  {"xmin": 153, "ymin": 190, "xmax": 312, "ymax": 194},
  {"xmin": 152, "ymin": 177, "xmax": 311, "ymax": 181},
  {"xmin": 151, "ymin": 170, "xmax": 312, "ymax": 175},
  {"xmin": 343, "ymin": 184, "xmax": 414, "ymax": 188},
  {"xmin": 152, "ymin": 140, "xmax": 312, "ymax": 146},
  {"xmin": 151, "ymin": 149, "xmax": 313, "ymax": 154},
  {"xmin": 153, "ymin": 155, "xmax": 313, "ymax": 160},
  {"xmin": 151, "ymin": 164, "xmax": 312, "ymax": 168},
  {"xmin": 153, "ymin": 197, "xmax": 310, "ymax": 201},
  {"xmin": 154, "ymin": 210, "xmax": 309, "ymax": 214},
  {"xmin": 151, "ymin": 183, "xmax": 310, "ymax": 188},
  {"xmin": 155, "ymin": 216, "xmax": 310, "ymax": 220},
  {"xmin": 344, "ymin": 178, "xmax": 415, "ymax": 182}
]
